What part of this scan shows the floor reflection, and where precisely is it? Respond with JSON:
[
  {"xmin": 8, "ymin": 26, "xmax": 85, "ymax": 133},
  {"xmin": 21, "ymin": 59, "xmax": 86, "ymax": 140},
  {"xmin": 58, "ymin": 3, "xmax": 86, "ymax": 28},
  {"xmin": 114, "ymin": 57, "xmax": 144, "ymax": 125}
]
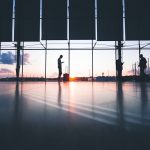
[
  {"xmin": 14, "ymin": 82, "xmax": 20, "ymax": 125},
  {"xmin": 57, "ymin": 82, "xmax": 62, "ymax": 107},
  {"xmin": 116, "ymin": 82, "xmax": 124, "ymax": 127},
  {"xmin": 1, "ymin": 81, "xmax": 149, "ymax": 128},
  {"xmin": 91, "ymin": 82, "xmax": 95, "ymax": 117},
  {"xmin": 0, "ymin": 82, "xmax": 150, "ymax": 150},
  {"xmin": 140, "ymin": 82, "xmax": 149, "ymax": 124}
]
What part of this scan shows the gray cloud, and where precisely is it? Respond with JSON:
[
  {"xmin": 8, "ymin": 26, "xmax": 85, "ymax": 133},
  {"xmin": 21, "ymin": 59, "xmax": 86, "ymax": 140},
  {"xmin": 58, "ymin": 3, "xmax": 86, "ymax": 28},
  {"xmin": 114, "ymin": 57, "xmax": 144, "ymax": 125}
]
[
  {"xmin": 127, "ymin": 70, "xmax": 134, "ymax": 74},
  {"xmin": 0, "ymin": 52, "xmax": 15, "ymax": 64},
  {"xmin": 49, "ymin": 72, "xmax": 58, "ymax": 78},
  {"xmin": 127, "ymin": 69, "xmax": 147, "ymax": 75},
  {"xmin": 0, "ymin": 51, "xmax": 30, "ymax": 65},
  {"xmin": 22, "ymin": 53, "xmax": 30, "ymax": 65},
  {"xmin": 0, "ymin": 68, "xmax": 14, "ymax": 74}
]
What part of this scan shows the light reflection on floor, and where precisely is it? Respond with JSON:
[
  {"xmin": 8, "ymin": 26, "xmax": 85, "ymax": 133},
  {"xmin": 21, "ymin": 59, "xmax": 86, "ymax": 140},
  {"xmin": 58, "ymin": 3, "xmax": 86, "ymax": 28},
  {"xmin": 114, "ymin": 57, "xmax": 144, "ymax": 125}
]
[{"xmin": 0, "ymin": 81, "xmax": 150, "ymax": 150}]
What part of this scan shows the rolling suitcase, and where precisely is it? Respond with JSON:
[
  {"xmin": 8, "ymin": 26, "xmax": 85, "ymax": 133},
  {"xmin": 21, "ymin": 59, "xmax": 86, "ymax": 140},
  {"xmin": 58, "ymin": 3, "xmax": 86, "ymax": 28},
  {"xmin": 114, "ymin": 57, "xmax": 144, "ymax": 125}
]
[{"xmin": 63, "ymin": 73, "xmax": 69, "ymax": 81}]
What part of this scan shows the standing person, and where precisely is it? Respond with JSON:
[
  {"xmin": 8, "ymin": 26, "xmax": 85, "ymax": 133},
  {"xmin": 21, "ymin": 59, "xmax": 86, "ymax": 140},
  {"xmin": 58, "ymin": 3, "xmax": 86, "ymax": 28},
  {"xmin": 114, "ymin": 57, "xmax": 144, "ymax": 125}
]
[
  {"xmin": 58, "ymin": 55, "xmax": 64, "ymax": 81},
  {"xmin": 139, "ymin": 54, "xmax": 147, "ymax": 77}
]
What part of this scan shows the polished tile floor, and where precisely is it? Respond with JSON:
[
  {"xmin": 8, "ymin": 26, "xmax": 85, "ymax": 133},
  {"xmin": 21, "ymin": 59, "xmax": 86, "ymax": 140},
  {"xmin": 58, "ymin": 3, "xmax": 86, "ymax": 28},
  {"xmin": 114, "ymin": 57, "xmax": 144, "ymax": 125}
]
[{"xmin": 0, "ymin": 81, "xmax": 150, "ymax": 150}]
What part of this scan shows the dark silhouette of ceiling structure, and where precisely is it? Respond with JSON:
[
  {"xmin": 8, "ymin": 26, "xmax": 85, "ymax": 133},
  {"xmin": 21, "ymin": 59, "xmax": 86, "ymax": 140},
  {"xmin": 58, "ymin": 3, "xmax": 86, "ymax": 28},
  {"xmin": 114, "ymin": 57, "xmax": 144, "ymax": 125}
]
[{"xmin": 0, "ymin": 0, "xmax": 150, "ymax": 42}]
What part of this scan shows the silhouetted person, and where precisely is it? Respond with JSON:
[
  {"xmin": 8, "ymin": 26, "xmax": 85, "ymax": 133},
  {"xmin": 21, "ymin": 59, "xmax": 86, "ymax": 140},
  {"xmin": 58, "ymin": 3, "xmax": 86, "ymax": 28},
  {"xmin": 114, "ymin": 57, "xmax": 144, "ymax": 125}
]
[
  {"xmin": 58, "ymin": 55, "xmax": 64, "ymax": 81},
  {"xmin": 116, "ymin": 59, "xmax": 123, "ymax": 80},
  {"xmin": 139, "ymin": 54, "xmax": 147, "ymax": 77}
]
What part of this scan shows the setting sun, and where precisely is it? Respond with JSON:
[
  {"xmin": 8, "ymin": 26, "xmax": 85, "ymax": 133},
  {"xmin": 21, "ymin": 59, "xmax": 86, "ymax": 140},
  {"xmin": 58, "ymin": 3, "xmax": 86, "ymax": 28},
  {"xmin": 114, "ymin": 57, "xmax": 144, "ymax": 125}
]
[{"xmin": 69, "ymin": 76, "xmax": 76, "ymax": 81}]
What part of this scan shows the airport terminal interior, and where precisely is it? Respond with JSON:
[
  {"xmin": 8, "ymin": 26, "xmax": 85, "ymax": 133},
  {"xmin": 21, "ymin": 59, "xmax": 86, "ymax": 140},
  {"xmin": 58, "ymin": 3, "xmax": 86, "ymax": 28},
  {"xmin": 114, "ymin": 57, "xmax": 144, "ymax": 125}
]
[{"xmin": 1, "ymin": 0, "xmax": 150, "ymax": 150}]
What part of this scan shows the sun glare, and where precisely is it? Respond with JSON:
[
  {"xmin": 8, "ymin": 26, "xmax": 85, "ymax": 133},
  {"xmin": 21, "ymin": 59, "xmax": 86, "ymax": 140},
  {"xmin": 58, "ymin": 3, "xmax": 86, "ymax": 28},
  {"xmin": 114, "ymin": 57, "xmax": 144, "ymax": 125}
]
[{"xmin": 69, "ymin": 77, "xmax": 76, "ymax": 81}]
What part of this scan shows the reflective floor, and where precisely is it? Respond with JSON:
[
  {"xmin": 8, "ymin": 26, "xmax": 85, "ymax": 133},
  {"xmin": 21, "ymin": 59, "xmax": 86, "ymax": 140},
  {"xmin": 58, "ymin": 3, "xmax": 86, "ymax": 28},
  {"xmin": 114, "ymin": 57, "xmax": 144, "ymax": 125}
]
[{"xmin": 0, "ymin": 81, "xmax": 150, "ymax": 150}]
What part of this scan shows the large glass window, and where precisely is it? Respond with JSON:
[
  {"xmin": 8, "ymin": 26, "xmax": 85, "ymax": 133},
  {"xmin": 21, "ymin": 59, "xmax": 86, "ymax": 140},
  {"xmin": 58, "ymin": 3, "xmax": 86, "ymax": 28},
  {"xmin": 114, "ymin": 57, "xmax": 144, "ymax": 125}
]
[
  {"xmin": 46, "ymin": 50, "xmax": 68, "ymax": 78},
  {"xmin": 23, "ymin": 50, "xmax": 45, "ymax": 78},
  {"xmin": 94, "ymin": 50, "xmax": 116, "ymax": 77},
  {"xmin": 0, "ymin": 50, "xmax": 16, "ymax": 78},
  {"xmin": 123, "ymin": 50, "xmax": 139, "ymax": 76},
  {"xmin": 70, "ymin": 50, "xmax": 92, "ymax": 77}
]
